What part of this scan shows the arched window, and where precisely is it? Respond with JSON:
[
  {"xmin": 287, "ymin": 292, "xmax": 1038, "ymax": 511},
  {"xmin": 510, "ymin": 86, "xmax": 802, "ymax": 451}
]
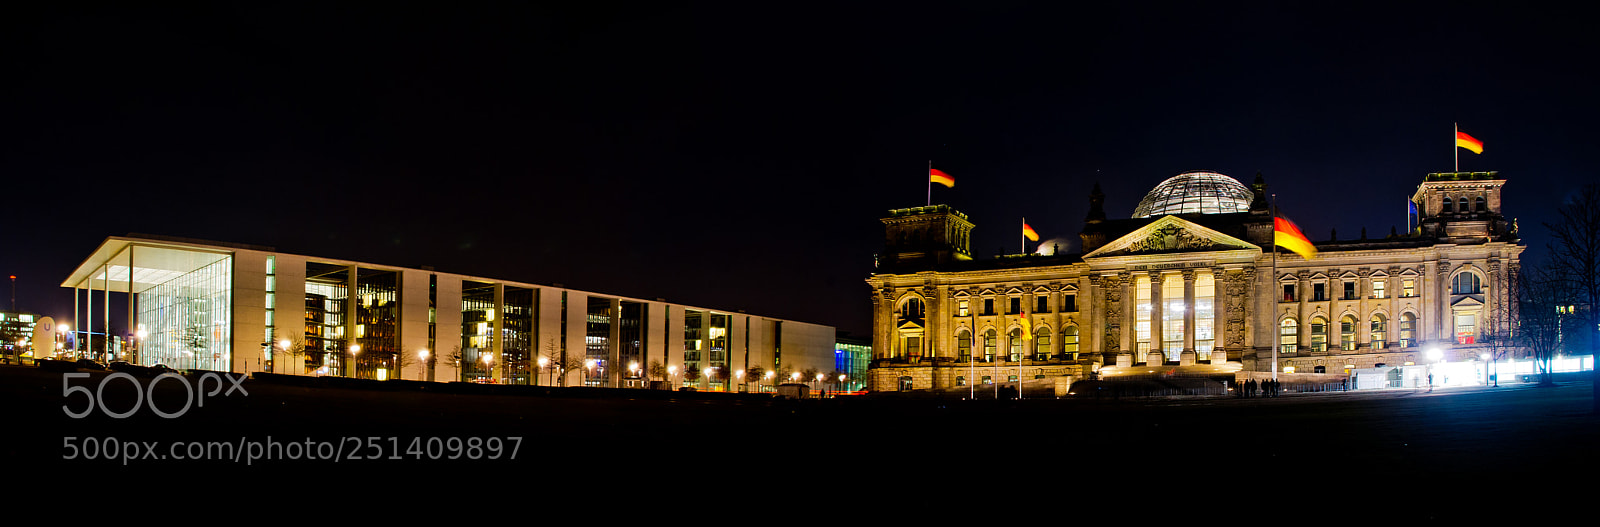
[
  {"xmin": 1310, "ymin": 317, "xmax": 1328, "ymax": 353},
  {"xmin": 1341, "ymin": 315, "xmax": 1357, "ymax": 351},
  {"xmin": 1399, "ymin": 313, "xmax": 1416, "ymax": 348},
  {"xmin": 1280, "ymin": 318, "xmax": 1298, "ymax": 354},
  {"xmin": 1370, "ymin": 314, "xmax": 1388, "ymax": 349},
  {"xmin": 983, "ymin": 329, "xmax": 996, "ymax": 362},
  {"xmin": 957, "ymin": 330, "xmax": 972, "ymax": 361},
  {"xmin": 1008, "ymin": 328, "xmax": 1021, "ymax": 361},
  {"xmin": 1474, "ymin": 196, "xmax": 1487, "ymax": 212},
  {"xmin": 1452, "ymin": 272, "xmax": 1483, "ymax": 294},
  {"xmin": 899, "ymin": 297, "xmax": 924, "ymax": 321},
  {"xmin": 1035, "ymin": 327, "xmax": 1051, "ymax": 360},
  {"xmin": 1062, "ymin": 326, "xmax": 1080, "ymax": 358},
  {"xmin": 1441, "ymin": 197, "xmax": 1454, "ymax": 213}
]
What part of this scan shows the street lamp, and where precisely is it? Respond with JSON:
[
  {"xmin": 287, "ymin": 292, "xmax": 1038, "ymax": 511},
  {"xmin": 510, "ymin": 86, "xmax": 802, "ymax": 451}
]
[
  {"xmin": 418, "ymin": 349, "xmax": 429, "ymax": 381},
  {"xmin": 668, "ymin": 365, "xmax": 678, "ymax": 390},
  {"xmin": 1425, "ymin": 346, "xmax": 1444, "ymax": 392},
  {"xmin": 585, "ymin": 359, "xmax": 597, "ymax": 387},
  {"xmin": 482, "ymin": 352, "xmax": 494, "ymax": 383},
  {"xmin": 58, "ymin": 323, "xmax": 70, "ymax": 359},
  {"xmin": 537, "ymin": 356, "xmax": 549, "ymax": 387},
  {"xmin": 349, "ymin": 344, "xmax": 360, "ymax": 378}
]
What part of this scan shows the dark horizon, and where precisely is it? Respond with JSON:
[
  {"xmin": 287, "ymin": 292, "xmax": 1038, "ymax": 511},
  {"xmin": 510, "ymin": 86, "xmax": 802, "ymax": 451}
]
[{"xmin": 5, "ymin": 3, "xmax": 1596, "ymax": 338}]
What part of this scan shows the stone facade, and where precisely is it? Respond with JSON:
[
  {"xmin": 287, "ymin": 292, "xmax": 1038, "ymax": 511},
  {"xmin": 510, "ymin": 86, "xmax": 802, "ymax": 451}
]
[{"xmin": 867, "ymin": 172, "xmax": 1524, "ymax": 392}]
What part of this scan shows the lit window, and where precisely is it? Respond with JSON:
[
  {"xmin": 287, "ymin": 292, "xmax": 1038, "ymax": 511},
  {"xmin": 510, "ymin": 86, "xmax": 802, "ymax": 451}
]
[
  {"xmin": 1402, "ymin": 279, "xmax": 1415, "ymax": 297},
  {"xmin": 1372, "ymin": 280, "xmax": 1386, "ymax": 299},
  {"xmin": 957, "ymin": 300, "xmax": 969, "ymax": 317},
  {"xmin": 1340, "ymin": 316, "xmax": 1357, "ymax": 351},
  {"xmin": 1310, "ymin": 318, "xmax": 1327, "ymax": 352},
  {"xmin": 1400, "ymin": 313, "xmax": 1416, "ymax": 347},
  {"xmin": 1455, "ymin": 313, "xmax": 1476, "ymax": 344},
  {"xmin": 1280, "ymin": 318, "xmax": 1298, "ymax": 354},
  {"xmin": 1062, "ymin": 326, "xmax": 1079, "ymax": 355},
  {"xmin": 1370, "ymin": 314, "xmax": 1388, "ymax": 349}
]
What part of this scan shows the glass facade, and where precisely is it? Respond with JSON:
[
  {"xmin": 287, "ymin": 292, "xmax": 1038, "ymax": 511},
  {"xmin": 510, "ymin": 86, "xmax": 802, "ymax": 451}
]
[
  {"xmin": 353, "ymin": 268, "xmax": 398, "ymax": 380},
  {"xmin": 138, "ymin": 256, "xmax": 232, "ymax": 371},
  {"xmin": 305, "ymin": 262, "xmax": 350, "ymax": 375},
  {"xmin": 585, "ymin": 297, "xmax": 611, "ymax": 386},
  {"xmin": 501, "ymin": 286, "xmax": 534, "ymax": 385},
  {"xmin": 1132, "ymin": 172, "xmax": 1254, "ymax": 218},
  {"xmin": 461, "ymin": 280, "xmax": 495, "ymax": 382}
]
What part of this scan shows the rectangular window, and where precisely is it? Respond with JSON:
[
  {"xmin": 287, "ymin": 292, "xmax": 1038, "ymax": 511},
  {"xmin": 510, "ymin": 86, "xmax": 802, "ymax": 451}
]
[
  {"xmin": 1135, "ymin": 275, "xmax": 1152, "ymax": 352},
  {"xmin": 956, "ymin": 376, "xmax": 966, "ymax": 386},
  {"xmin": 1372, "ymin": 280, "xmax": 1387, "ymax": 299},
  {"xmin": 1402, "ymin": 279, "xmax": 1415, "ymax": 297},
  {"xmin": 957, "ymin": 300, "xmax": 969, "ymax": 317},
  {"xmin": 1313, "ymin": 283, "xmax": 1326, "ymax": 302},
  {"xmin": 1343, "ymin": 282, "xmax": 1356, "ymax": 300},
  {"xmin": 1036, "ymin": 296, "xmax": 1049, "ymax": 314},
  {"xmin": 984, "ymin": 299, "xmax": 995, "ymax": 316},
  {"xmin": 1282, "ymin": 284, "xmax": 1295, "ymax": 302},
  {"xmin": 1455, "ymin": 313, "xmax": 1476, "ymax": 344},
  {"xmin": 1009, "ymin": 297, "xmax": 1021, "ymax": 315},
  {"xmin": 1062, "ymin": 293, "xmax": 1077, "ymax": 312}
]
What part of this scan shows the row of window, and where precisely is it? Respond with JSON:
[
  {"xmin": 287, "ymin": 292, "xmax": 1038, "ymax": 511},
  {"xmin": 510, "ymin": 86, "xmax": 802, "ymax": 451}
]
[
  {"xmin": 1279, "ymin": 273, "xmax": 1485, "ymax": 303},
  {"xmin": 898, "ymin": 294, "xmax": 1081, "ymax": 322},
  {"xmin": 1278, "ymin": 312, "xmax": 1441, "ymax": 353},
  {"xmin": 1440, "ymin": 195, "xmax": 1488, "ymax": 214},
  {"xmin": 952, "ymin": 326, "xmax": 1080, "ymax": 361}
]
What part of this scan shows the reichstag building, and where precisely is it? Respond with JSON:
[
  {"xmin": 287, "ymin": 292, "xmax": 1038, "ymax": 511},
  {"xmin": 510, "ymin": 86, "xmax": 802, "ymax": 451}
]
[{"xmin": 866, "ymin": 171, "xmax": 1522, "ymax": 393}]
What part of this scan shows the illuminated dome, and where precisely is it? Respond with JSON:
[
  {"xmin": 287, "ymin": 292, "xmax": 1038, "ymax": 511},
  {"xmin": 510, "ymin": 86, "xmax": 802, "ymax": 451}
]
[{"xmin": 1132, "ymin": 171, "xmax": 1253, "ymax": 218}]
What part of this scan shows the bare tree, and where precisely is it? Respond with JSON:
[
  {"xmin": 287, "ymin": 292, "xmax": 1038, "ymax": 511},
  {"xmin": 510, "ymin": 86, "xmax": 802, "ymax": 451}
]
[
  {"xmin": 682, "ymin": 364, "xmax": 701, "ymax": 389},
  {"xmin": 1516, "ymin": 262, "xmax": 1567, "ymax": 386},
  {"xmin": 744, "ymin": 365, "xmax": 765, "ymax": 392},
  {"xmin": 1541, "ymin": 184, "xmax": 1600, "ymax": 409},
  {"xmin": 648, "ymin": 359, "xmax": 667, "ymax": 382},
  {"xmin": 273, "ymin": 337, "xmax": 308, "ymax": 375}
]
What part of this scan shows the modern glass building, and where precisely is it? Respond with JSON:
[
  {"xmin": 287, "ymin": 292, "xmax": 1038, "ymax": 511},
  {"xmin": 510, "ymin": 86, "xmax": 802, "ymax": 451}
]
[{"xmin": 61, "ymin": 234, "xmax": 838, "ymax": 387}]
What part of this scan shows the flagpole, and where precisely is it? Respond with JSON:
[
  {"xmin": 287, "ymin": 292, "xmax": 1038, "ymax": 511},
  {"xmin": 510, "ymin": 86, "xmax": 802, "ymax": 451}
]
[
  {"xmin": 1271, "ymin": 193, "xmax": 1279, "ymax": 383},
  {"xmin": 1454, "ymin": 123, "xmax": 1459, "ymax": 173},
  {"xmin": 927, "ymin": 160, "xmax": 932, "ymax": 206},
  {"xmin": 1021, "ymin": 217, "xmax": 1026, "ymax": 255}
]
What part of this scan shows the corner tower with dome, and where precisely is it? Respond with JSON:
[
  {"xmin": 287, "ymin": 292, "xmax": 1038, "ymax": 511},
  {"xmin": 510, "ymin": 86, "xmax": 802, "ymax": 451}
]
[{"xmin": 866, "ymin": 170, "xmax": 1523, "ymax": 395}]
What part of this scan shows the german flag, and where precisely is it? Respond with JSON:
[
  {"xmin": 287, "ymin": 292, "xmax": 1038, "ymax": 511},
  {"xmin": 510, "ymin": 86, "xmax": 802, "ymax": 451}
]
[
  {"xmin": 1456, "ymin": 131, "xmax": 1483, "ymax": 154},
  {"xmin": 1022, "ymin": 222, "xmax": 1039, "ymax": 242},
  {"xmin": 929, "ymin": 168, "xmax": 955, "ymax": 188},
  {"xmin": 1274, "ymin": 216, "xmax": 1317, "ymax": 259}
]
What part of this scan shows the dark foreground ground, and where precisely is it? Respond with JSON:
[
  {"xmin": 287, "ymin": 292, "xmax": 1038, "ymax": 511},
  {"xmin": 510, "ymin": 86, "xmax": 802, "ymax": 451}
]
[{"xmin": 6, "ymin": 365, "xmax": 1597, "ymax": 520}]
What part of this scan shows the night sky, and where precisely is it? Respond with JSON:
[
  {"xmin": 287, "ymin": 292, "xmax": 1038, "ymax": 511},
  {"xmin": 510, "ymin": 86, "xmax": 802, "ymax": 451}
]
[{"xmin": 4, "ymin": 2, "xmax": 1595, "ymax": 338}]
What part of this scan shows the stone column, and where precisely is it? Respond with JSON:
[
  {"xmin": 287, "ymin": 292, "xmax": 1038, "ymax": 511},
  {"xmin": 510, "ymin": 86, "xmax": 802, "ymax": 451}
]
[
  {"xmin": 1149, "ymin": 271, "xmax": 1164, "ymax": 364},
  {"xmin": 1297, "ymin": 270, "xmax": 1310, "ymax": 353},
  {"xmin": 1182, "ymin": 269, "xmax": 1196, "ymax": 365},
  {"xmin": 1436, "ymin": 260, "xmax": 1452, "ymax": 346},
  {"xmin": 1211, "ymin": 268, "xmax": 1228, "ymax": 363},
  {"xmin": 923, "ymin": 285, "xmax": 938, "ymax": 360},
  {"xmin": 1357, "ymin": 269, "xmax": 1371, "ymax": 350}
]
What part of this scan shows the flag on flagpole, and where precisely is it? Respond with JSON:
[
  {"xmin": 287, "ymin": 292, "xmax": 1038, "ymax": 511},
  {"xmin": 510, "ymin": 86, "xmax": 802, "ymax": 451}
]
[
  {"xmin": 1456, "ymin": 130, "xmax": 1483, "ymax": 154},
  {"xmin": 1273, "ymin": 216, "xmax": 1317, "ymax": 259},
  {"xmin": 1021, "ymin": 222, "xmax": 1039, "ymax": 242},
  {"xmin": 1019, "ymin": 313, "xmax": 1033, "ymax": 340},
  {"xmin": 1407, "ymin": 199, "xmax": 1418, "ymax": 231},
  {"xmin": 929, "ymin": 168, "xmax": 955, "ymax": 188}
]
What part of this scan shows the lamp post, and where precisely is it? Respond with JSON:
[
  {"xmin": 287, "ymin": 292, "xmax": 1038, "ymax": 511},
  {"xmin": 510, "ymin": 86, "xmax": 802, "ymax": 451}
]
[
  {"xmin": 349, "ymin": 344, "xmax": 361, "ymax": 378},
  {"xmin": 483, "ymin": 352, "xmax": 494, "ymax": 384},
  {"xmin": 537, "ymin": 356, "xmax": 549, "ymax": 387},
  {"xmin": 735, "ymin": 369, "xmax": 745, "ymax": 392},
  {"xmin": 1426, "ymin": 346, "xmax": 1443, "ymax": 392},
  {"xmin": 668, "ymin": 365, "xmax": 678, "ymax": 390},
  {"xmin": 584, "ymin": 359, "xmax": 596, "ymax": 387},
  {"xmin": 58, "ymin": 323, "xmax": 69, "ymax": 360},
  {"xmin": 418, "ymin": 349, "xmax": 429, "ymax": 381},
  {"xmin": 764, "ymin": 370, "xmax": 774, "ymax": 393}
]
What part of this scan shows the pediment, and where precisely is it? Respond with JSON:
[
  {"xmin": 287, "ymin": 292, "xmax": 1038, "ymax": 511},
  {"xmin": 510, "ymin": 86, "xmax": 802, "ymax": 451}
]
[
  {"xmin": 1451, "ymin": 296, "xmax": 1485, "ymax": 308},
  {"xmin": 952, "ymin": 290, "xmax": 972, "ymax": 299},
  {"xmin": 1083, "ymin": 216, "xmax": 1260, "ymax": 258}
]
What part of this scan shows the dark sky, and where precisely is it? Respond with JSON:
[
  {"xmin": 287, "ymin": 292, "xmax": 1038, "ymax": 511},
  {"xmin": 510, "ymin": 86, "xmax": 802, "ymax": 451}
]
[{"xmin": 3, "ymin": 2, "xmax": 1595, "ymax": 337}]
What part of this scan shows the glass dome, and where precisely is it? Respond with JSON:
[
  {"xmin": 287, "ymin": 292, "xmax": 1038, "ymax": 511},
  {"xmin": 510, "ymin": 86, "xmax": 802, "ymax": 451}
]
[{"xmin": 1132, "ymin": 171, "xmax": 1253, "ymax": 218}]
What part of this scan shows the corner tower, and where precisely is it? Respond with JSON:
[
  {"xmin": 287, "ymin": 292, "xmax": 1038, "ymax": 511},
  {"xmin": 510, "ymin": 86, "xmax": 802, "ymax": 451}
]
[
  {"xmin": 1412, "ymin": 171, "xmax": 1514, "ymax": 242},
  {"xmin": 880, "ymin": 205, "xmax": 974, "ymax": 269}
]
